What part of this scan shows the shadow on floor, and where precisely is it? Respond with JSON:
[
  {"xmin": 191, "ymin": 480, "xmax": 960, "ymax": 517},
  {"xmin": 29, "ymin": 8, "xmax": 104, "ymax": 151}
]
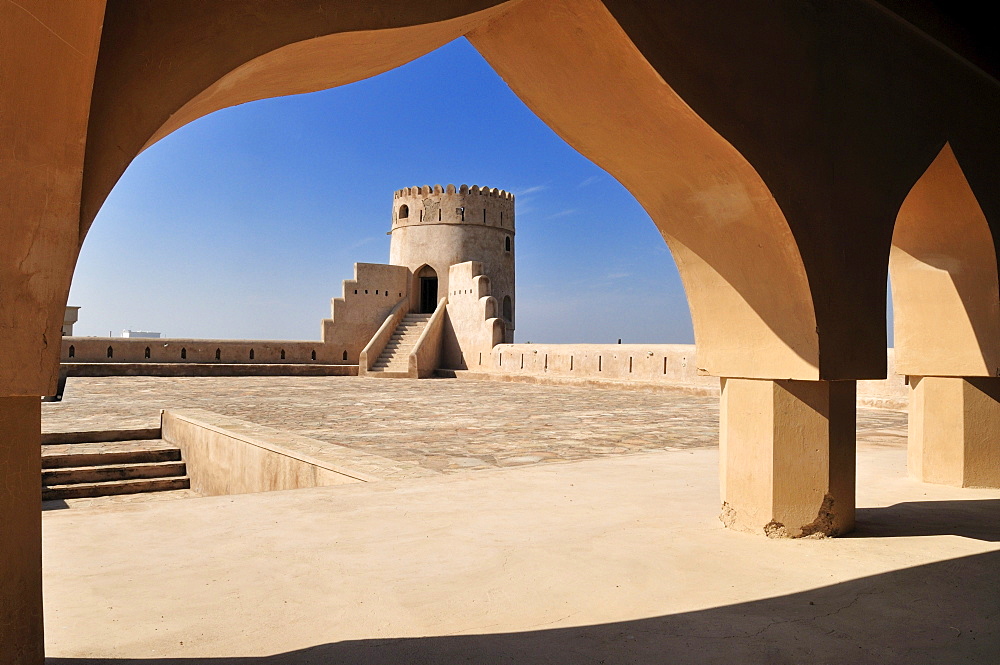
[
  {"xmin": 855, "ymin": 498, "xmax": 1000, "ymax": 541},
  {"xmin": 48, "ymin": 548, "xmax": 1000, "ymax": 665}
]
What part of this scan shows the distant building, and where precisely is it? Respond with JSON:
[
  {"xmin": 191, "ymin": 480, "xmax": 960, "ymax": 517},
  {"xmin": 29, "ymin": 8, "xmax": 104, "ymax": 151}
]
[
  {"xmin": 62, "ymin": 307, "xmax": 80, "ymax": 336},
  {"xmin": 122, "ymin": 330, "xmax": 161, "ymax": 339}
]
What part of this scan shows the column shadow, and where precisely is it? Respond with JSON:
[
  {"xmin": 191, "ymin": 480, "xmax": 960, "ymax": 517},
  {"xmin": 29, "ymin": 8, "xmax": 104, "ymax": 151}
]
[{"xmin": 854, "ymin": 498, "xmax": 1000, "ymax": 541}]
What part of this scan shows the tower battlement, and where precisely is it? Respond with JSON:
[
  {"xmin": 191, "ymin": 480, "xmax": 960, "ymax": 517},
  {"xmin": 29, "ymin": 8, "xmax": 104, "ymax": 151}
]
[
  {"xmin": 391, "ymin": 183, "xmax": 515, "ymax": 233},
  {"xmin": 394, "ymin": 184, "xmax": 514, "ymax": 201}
]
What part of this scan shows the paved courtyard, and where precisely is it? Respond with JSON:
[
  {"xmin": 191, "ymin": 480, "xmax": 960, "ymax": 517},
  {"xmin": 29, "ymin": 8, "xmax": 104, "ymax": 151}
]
[
  {"xmin": 43, "ymin": 376, "xmax": 1000, "ymax": 664},
  {"xmin": 42, "ymin": 376, "xmax": 907, "ymax": 474}
]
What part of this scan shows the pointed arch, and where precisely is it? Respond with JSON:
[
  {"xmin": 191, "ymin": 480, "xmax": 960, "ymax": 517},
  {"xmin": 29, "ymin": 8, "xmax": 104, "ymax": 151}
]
[
  {"xmin": 415, "ymin": 264, "xmax": 439, "ymax": 314},
  {"xmin": 80, "ymin": 0, "xmax": 822, "ymax": 380},
  {"xmin": 469, "ymin": 0, "xmax": 819, "ymax": 379},
  {"xmin": 890, "ymin": 143, "xmax": 1000, "ymax": 377}
]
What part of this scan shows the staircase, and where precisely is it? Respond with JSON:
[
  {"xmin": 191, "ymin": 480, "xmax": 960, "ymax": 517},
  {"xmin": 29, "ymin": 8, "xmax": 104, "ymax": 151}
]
[
  {"xmin": 42, "ymin": 433, "xmax": 191, "ymax": 502},
  {"xmin": 368, "ymin": 313, "xmax": 432, "ymax": 377}
]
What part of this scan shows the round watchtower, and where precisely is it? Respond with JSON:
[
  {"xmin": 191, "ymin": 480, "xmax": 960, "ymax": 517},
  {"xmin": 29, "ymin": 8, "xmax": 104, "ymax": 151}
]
[{"xmin": 389, "ymin": 184, "xmax": 515, "ymax": 336}]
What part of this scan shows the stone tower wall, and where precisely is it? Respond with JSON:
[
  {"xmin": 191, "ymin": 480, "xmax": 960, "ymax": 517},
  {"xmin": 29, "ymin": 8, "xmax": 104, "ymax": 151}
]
[{"xmin": 389, "ymin": 184, "xmax": 515, "ymax": 337}]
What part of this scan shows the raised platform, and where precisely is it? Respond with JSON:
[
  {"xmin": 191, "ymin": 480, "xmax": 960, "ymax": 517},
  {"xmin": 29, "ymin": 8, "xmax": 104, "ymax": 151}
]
[
  {"xmin": 436, "ymin": 367, "xmax": 719, "ymax": 396},
  {"xmin": 42, "ymin": 375, "xmax": 908, "ymax": 474}
]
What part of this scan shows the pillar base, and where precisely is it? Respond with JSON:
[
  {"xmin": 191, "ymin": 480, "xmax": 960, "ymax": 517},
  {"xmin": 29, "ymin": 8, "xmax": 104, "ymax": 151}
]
[
  {"xmin": 909, "ymin": 376, "xmax": 1000, "ymax": 488},
  {"xmin": 0, "ymin": 396, "xmax": 44, "ymax": 663},
  {"xmin": 720, "ymin": 379, "xmax": 856, "ymax": 538}
]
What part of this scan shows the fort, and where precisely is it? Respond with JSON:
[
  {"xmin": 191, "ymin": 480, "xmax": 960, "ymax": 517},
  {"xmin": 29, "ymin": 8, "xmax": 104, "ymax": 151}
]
[
  {"xmin": 5, "ymin": 1, "xmax": 1000, "ymax": 662},
  {"xmin": 57, "ymin": 183, "xmax": 909, "ymax": 406},
  {"xmin": 60, "ymin": 184, "xmax": 514, "ymax": 378}
]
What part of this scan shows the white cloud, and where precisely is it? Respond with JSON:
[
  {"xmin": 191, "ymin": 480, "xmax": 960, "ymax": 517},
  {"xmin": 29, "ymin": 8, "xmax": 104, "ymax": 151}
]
[{"xmin": 517, "ymin": 185, "xmax": 548, "ymax": 196}]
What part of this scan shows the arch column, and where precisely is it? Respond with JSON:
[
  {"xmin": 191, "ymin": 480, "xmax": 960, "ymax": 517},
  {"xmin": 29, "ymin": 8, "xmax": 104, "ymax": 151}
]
[
  {"xmin": 1, "ymin": 1, "xmax": 106, "ymax": 660},
  {"xmin": 720, "ymin": 379, "xmax": 856, "ymax": 537},
  {"xmin": 890, "ymin": 144, "xmax": 1000, "ymax": 488},
  {"xmin": 470, "ymin": 0, "xmax": 865, "ymax": 537},
  {"xmin": 0, "ymin": 398, "xmax": 44, "ymax": 663},
  {"xmin": 908, "ymin": 377, "xmax": 1000, "ymax": 487}
]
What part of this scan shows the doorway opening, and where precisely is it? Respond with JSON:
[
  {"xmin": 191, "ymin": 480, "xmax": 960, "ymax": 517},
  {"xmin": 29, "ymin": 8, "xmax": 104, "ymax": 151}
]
[{"xmin": 418, "ymin": 265, "xmax": 438, "ymax": 313}]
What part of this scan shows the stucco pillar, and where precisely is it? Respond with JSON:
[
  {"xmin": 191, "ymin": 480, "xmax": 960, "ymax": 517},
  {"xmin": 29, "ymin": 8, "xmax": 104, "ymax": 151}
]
[
  {"xmin": 908, "ymin": 376, "xmax": 1000, "ymax": 487},
  {"xmin": 0, "ymin": 397, "xmax": 43, "ymax": 664},
  {"xmin": 720, "ymin": 379, "xmax": 856, "ymax": 537}
]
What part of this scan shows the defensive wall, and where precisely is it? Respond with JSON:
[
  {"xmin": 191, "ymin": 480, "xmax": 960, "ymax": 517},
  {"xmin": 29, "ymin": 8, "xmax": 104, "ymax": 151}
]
[
  {"xmin": 448, "ymin": 343, "xmax": 908, "ymax": 410},
  {"xmin": 61, "ymin": 335, "xmax": 908, "ymax": 410},
  {"xmin": 62, "ymin": 262, "xmax": 409, "ymax": 367}
]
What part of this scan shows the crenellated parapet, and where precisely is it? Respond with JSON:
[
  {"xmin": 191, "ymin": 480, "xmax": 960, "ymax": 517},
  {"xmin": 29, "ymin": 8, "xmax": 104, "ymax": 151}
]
[
  {"xmin": 391, "ymin": 184, "xmax": 515, "ymax": 231},
  {"xmin": 394, "ymin": 184, "xmax": 514, "ymax": 200}
]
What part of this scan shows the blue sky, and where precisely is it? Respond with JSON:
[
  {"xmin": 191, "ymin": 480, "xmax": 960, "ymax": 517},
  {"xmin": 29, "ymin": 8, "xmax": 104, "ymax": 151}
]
[
  {"xmin": 71, "ymin": 37, "xmax": 892, "ymax": 345},
  {"xmin": 72, "ymin": 37, "xmax": 691, "ymax": 344}
]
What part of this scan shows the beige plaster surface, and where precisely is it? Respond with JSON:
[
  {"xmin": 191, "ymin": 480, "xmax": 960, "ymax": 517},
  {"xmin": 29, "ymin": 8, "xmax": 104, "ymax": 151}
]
[
  {"xmin": 358, "ymin": 297, "xmax": 410, "ymax": 374},
  {"xmin": 470, "ymin": 0, "xmax": 822, "ymax": 380},
  {"xmin": 0, "ymin": 397, "xmax": 44, "ymax": 662},
  {"xmin": 481, "ymin": 344, "xmax": 909, "ymax": 409},
  {"xmin": 62, "ymin": 337, "xmax": 339, "ymax": 365},
  {"xmin": 390, "ymin": 185, "xmax": 515, "ymax": 327},
  {"xmin": 162, "ymin": 409, "xmax": 433, "ymax": 496},
  {"xmin": 720, "ymin": 379, "xmax": 856, "ymax": 537},
  {"xmin": 41, "ymin": 377, "xmax": 907, "ymax": 476},
  {"xmin": 891, "ymin": 144, "xmax": 1000, "ymax": 377},
  {"xmin": 909, "ymin": 376, "xmax": 1000, "ymax": 488},
  {"xmin": 409, "ymin": 298, "xmax": 448, "ymax": 378},
  {"xmin": 43, "ymin": 445, "xmax": 1000, "ymax": 663},
  {"xmin": 323, "ymin": 262, "xmax": 411, "ymax": 364},
  {"xmin": 444, "ymin": 261, "xmax": 507, "ymax": 369}
]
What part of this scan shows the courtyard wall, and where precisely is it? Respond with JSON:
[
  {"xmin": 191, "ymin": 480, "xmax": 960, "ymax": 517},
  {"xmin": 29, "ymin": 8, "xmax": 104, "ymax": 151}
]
[{"xmin": 468, "ymin": 344, "xmax": 908, "ymax": 409}]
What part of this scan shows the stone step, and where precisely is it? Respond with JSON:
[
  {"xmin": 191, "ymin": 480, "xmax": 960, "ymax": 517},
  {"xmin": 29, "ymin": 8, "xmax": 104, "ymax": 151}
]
[
  {"xmin": 43, "ymin": 488, "xmax": 201, "ymax": 511},
  {"xmin": 366, "ymin": 370, "xmax": 411, "ymax": 379},
  {"xmin": 42, "ymin": 439, "xmax": 181, "ymax": 469},
  {"xmin": 42, "ymin": 461, "xmax": 187, "ymax": 486},
  {"xmin": 43, "ymin": 476, "xmax": 191, "ymax": 501},
  {"xmin": 41, "ymin": 428, "xmax": 161, "ymax": 445},
  {"xmin": 366, "ymin": 314, "xmax": 431, "ymax": 379},
  {"xmin": 381, "ymin": 346, "xmax": 414, "ymax": 354}
]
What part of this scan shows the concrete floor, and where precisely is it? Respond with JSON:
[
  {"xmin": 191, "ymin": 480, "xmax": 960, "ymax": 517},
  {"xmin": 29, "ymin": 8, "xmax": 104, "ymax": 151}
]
[
  {"xmin": 44, "ymin": 452, "xmax": 1000, "ymax": 663},
  {"xmin": 41, "ymin": 377, "xmax": 999, "ymax": 663}
]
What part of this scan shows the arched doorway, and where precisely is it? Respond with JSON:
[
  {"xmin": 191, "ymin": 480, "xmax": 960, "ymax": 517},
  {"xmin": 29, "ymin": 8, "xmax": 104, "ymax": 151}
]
[{"xmin": 417, "ymin": 265, "xmax": 438, "ymax": 313}]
